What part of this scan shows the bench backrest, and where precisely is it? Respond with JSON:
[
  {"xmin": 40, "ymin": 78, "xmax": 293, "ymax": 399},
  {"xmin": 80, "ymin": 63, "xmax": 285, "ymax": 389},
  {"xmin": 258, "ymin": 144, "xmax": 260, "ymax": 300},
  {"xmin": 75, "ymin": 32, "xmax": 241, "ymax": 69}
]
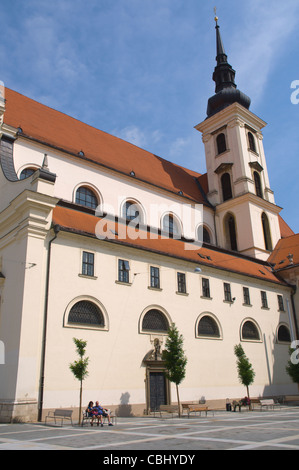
[
  {"xmin": 159, "ymin": 405, "xmax": 179, "ymax": 411},
  {"xmin": 54, "ymin": 409, "xmax": 73, "ymax": 417},
  {"xmin": 260, "ymin": 399, "xmax": 274, "ymax": 405}
]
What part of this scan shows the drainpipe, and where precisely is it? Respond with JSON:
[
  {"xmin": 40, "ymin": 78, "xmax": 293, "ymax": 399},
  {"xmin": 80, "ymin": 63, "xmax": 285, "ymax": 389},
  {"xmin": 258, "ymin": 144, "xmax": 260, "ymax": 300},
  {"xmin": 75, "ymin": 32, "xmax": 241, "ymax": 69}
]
[
  {"xmin": 38, "ymin": 224, "xmax": 60, "ymax": 422},
  {"xmin": 290, "ymin": 285, "xmax": 299, "ymax": 341}
]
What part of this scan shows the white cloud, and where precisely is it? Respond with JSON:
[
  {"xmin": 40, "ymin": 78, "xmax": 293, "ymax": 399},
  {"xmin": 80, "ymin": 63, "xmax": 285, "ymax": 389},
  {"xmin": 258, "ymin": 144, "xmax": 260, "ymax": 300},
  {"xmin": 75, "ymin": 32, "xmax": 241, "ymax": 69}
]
[
  {"xmin": 230, "ymin": 1, "xmax": 299, "ymax": 104},
  {"xmin": 114, "ymin": 125, "xmax": 163, "ymax": 150}
]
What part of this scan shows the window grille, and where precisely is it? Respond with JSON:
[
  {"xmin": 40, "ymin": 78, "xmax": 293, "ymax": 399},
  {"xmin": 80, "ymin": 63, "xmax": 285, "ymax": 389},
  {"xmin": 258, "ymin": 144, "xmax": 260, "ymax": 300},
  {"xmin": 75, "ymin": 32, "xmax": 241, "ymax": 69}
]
[
  {"xmin": 142, "ymin": 309, "xmax": 169, "ymax": 332},
  {"xmin": 198, "ymin": 316, "xmax": 220, "ymax": 337},
  {"xmin": 242, "ymin": 321, "xmax": 260, "ymax": 340},
  {"xmin": 68, "ymin": 301, "xmax": 104, "ymax": 326}
]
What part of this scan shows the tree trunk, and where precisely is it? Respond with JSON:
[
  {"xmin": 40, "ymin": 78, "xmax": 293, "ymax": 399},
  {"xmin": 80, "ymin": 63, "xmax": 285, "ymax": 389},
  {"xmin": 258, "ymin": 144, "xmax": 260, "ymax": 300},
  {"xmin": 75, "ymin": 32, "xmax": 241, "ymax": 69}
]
[
  {"xmin": 79, "ymin": 379, "xmax": 83, "ymax": 425},
  {"xmin": 246, "ymin": 385, "xmax": 252, "ymax": 411},
  {"xmin": 176, "ymin": 384, "xmax": 181, "ymax": 417}
]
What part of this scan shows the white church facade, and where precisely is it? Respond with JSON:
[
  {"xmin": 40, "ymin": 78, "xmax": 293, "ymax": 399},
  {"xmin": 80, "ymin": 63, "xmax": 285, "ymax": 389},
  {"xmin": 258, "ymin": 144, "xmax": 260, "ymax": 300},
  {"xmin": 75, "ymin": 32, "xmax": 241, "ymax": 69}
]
[{"xmin": 0, "ymin": 20, "xmax": 298, "ymax": 422}]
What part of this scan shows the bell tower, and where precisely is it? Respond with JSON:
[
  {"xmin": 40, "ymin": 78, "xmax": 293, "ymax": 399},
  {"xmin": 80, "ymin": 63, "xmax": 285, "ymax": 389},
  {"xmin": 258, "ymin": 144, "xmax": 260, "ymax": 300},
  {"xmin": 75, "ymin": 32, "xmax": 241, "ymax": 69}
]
[{"xmin": 195, "ymin": 14, "xmax": 281, "ymax": 260}]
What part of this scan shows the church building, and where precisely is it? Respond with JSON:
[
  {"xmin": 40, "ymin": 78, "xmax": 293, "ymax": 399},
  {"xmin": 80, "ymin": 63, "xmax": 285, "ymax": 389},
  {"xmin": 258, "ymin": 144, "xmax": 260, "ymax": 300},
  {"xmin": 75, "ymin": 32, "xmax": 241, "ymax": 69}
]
[{"xmin": 0, "ymin": 18, "xmax": 298, "ymax": 422}]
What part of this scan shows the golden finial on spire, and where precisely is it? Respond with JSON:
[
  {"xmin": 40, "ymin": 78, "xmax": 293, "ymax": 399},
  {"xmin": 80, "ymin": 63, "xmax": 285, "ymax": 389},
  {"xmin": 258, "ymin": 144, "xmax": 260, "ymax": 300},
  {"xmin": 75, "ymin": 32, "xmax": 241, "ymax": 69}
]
[{"xmin": 214, "ymin": 6, "xmax": 218, "ymax": 24}]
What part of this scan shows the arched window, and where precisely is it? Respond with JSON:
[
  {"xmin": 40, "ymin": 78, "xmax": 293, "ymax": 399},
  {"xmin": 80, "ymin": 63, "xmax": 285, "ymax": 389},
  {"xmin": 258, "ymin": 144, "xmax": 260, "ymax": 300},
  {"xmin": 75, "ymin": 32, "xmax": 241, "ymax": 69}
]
[
  {"xmin": 197, "ymin": 315, "xmax": 220, "ymax": 338},
  {"xmin": 221, "ymin": 173, "xmax": 232, "ymax": 201},
  {"xmin": 248, "ymin": 132, "xmax": 256, "ymax": 152},
  {"xmin": 197, "ymin": 226, "xmax": 212, "ymax": 244},
  {"xmin": 254, "ymin": 171, "xmax": 263, "ymax": 198},
  {"xmin": 68, "ymin": 301, "xmax": 105, "ymax": 327},
  {"xmin": 216, "ymin": 133, "xmax": 227, "ymax": 154},
  {"xmin": 142, "ymin": 309, "xmax": 169, "ymax": 333},
  {"xmin": 224, "ymin": 213, "xmax": 237, "ymax": 251},
  {"xmin": 123, "ymin": 201, "xmax": 143, "ymax": 224},
  {"xmin": 20, "ymin": 167, "xmax": 36, "ymax": 180},
  {"xmin": 162, "ymin": 214, "xmax": 181, "ymax": 238},
  {"xmin": 262, "ymin": 212, "xmax": 272, "ymax": 251},
  {"xmin": 277, "ymin": 325, "xmax": 291, "ymax": 343},
  {"xmin": 203, "ymin": 227, "xmax": 211, "ymax": 244},
  {"xmin": 75, "ymin": 186, "xmax": 98, "ymax": 209},
  {"xmin": 241, "ymin": 320, "xmax": 260, "ymax": 341}
]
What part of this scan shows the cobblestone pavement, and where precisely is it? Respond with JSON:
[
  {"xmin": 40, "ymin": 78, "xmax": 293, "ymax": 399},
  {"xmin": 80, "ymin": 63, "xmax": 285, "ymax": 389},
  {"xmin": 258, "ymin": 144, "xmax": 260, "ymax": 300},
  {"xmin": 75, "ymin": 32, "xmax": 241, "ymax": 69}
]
[{"xmin": 1, "ymin": 408, "xmax": 299, "ymax": 454}]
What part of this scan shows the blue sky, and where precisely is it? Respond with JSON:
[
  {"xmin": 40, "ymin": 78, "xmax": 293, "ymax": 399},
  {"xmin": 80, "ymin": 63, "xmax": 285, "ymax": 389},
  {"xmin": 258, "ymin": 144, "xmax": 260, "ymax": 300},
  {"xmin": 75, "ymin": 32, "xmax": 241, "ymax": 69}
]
[{"xmin": 1, "ymin": 0, "xmax": 298, "ymax": 233}]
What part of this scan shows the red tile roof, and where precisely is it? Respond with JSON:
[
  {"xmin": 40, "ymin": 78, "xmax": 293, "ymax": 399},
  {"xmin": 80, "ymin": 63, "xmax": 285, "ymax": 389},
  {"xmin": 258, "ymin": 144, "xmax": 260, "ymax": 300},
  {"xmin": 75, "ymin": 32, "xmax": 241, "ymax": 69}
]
[
  {"xmin": 278, "ymin": 215, "xmax": 295, "ymax": 239},
  {"xmin": 4, "ymin": 88, "xmax": 206, "ymax": 204},
  {"xmin": 268, "ymin": 233, "xmax": 299, "ymax": 271},
  {"xmin": 52, "ymin": 205, "xmax": 286, "ymax": 286}
]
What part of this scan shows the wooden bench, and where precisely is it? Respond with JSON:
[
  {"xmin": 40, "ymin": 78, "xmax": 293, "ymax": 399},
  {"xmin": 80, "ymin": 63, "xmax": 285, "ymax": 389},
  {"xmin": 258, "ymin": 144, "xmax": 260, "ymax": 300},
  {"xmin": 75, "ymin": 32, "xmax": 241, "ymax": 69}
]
[
  {"xmin": 182, "ymin": 403, "xmax": 209, "ymax": 417},
  {"xmin": 259, "ymin": 399, "xmax": 281, "ymax": 410},
  {"xmin": 156, "ymin": 405, "xmax": 179, "ymax": 418},
  {"xmin": 283, "ymin": 395, "xmax": 299, "ymax": 405},
  {"xmin": 232, "ymin": 400, "xmax": 250, "ymax": 412},
  {"xmin": 45, "ymin": 409, "xmax": 73, "ymax": 426}
]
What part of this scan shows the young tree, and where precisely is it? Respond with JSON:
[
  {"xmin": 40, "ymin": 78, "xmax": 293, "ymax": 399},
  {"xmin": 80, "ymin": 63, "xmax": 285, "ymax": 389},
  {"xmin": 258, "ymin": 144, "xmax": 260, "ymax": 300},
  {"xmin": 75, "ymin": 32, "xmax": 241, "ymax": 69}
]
[
  {"xmin": 69, "ymin": 338, "xmax": 89, "ymax": 425},
  {"xmin": 234, "ymin": 344, "xmax": 255, "ymax": 406},
  {"xmin": 162, "ymin": 323, "xmax": 187, "ymax": 417},
  {"xmin": 286, "ymin": 347, "xmax": 299, "ymax": 388}
]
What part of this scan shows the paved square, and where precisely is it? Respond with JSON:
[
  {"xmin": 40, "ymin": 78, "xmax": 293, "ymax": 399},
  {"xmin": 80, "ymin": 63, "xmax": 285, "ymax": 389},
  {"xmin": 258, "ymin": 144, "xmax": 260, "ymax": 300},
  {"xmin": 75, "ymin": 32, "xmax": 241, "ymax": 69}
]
[{"xmin": 1, "ymin": 408, "xmax": 299, "ymax": 452}]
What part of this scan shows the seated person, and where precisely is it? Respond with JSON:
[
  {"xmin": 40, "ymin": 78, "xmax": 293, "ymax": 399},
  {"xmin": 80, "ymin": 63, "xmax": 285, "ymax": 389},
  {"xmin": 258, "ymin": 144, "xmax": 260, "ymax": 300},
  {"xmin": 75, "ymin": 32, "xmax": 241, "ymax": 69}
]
[
  {"xmin": 93, "ymin": 401, "xmax": 113, "ymax": 426},
  {"xmin": 86, "ymin": 401, "xmax": 94, "ymax": 417}
]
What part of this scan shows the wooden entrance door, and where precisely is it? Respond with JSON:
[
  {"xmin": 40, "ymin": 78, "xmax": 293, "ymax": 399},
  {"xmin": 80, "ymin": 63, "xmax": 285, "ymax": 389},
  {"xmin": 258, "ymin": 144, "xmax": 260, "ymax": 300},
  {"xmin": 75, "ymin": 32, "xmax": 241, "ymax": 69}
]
[{"xmin": 149, "ymin": 372, "xmax": 167, "ymax": 412}]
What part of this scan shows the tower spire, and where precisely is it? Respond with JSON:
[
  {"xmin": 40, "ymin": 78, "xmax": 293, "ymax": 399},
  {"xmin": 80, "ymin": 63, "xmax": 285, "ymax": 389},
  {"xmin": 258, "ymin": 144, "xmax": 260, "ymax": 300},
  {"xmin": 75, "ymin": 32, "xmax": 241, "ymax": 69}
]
[{"xmin": 206, "ymin": 11, "xmax": 251, "ymax": 117}]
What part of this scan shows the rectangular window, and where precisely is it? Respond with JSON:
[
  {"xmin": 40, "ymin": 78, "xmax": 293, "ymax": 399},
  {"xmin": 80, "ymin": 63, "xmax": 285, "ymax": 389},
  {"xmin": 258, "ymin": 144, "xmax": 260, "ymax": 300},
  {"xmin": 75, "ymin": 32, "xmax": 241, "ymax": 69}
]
[
  {"xmin": 202, "ymin": 278, "xmax": 210, "ymax": 298},
  {"xmin": 278, "ymin": 295, "xmax": 285, "ymax": 311},
  {"xmin": 150, "ymin": 266, "xmax": 160, "ymax": 289},
  {"xmin": 261, "ymin": 291, "xmax": 268, "ymax": 308},
  {"xmin": 224, "ymin": 283, "xmax": 232, "ymax": 302},
  {"xmin": 177, "ymin": 272, "xmax": 186, "ymax": 294},
  {"xmin": 243, "ymin": 287, "xmax": 251, "ymax": 305},
  {"xmin": 82, "ymin": 251, "xmax": 94, "ymax": 277},
  {"xmin": 118, "ymin": 259, "xmax": 130, "ymax": 283}
]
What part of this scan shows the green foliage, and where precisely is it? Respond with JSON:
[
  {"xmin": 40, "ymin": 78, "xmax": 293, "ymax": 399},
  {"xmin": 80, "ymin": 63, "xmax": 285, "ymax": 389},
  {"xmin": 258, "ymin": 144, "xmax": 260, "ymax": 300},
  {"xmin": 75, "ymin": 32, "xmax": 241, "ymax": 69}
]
[
  {"xmin": 163, "ymin": 323, "xmax": 187, "ymax": 386},
  {"xmin": 69, "ymin": 338, "xmax": 89, "ymax": 424},
  {"xmin": 69, "ymin": 338, "xmax": 89, "ymax": 382},
  {"xmin": 234, "ymin": 344, "xmax": 255, "ymax": 394},
  {"xmin": 286, "ymin": 348, "xmax": 299, "ymax": 384}
]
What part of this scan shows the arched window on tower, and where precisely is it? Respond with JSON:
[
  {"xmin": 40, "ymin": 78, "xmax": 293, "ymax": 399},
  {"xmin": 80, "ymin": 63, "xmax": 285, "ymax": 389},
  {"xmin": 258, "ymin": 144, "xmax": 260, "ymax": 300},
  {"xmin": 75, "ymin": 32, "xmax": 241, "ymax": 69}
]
[
  {"xmin": 225, "ymin": 213, "xmax": 237, "ymax": 251},
  {"xmin": 248, "ymin": 132, "xmax": 256, "ymax": 153},
  {"xmin": 221, "ymin": 173, "xmax": 232, "ymax": 201},
  {"xmin": 216, "ymin": 133, "xmax": 227, "ymax": 154},
  {"xmin": 262, "ymin": 212, "xmax": 272, "ymax": 251},
  {"xmin": 253, "ymin": 171, "xmax": 263, "ymax": 198}
]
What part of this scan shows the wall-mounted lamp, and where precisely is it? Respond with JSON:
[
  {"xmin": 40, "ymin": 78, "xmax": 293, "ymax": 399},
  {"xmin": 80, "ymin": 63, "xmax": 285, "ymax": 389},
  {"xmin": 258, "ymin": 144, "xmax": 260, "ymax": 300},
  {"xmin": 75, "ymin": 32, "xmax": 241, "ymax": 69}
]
[{"xmin": 194, "ymin": 267, "xmax": 202, "ymax": 273}]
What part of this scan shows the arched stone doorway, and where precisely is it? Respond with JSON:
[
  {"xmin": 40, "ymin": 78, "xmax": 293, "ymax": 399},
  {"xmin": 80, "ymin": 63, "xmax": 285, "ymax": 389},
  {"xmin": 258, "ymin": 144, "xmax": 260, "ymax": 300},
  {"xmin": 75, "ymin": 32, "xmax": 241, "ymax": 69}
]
[{"xmin": 143, "ymin": 338, "xmax": 170, "ymax": 414}]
